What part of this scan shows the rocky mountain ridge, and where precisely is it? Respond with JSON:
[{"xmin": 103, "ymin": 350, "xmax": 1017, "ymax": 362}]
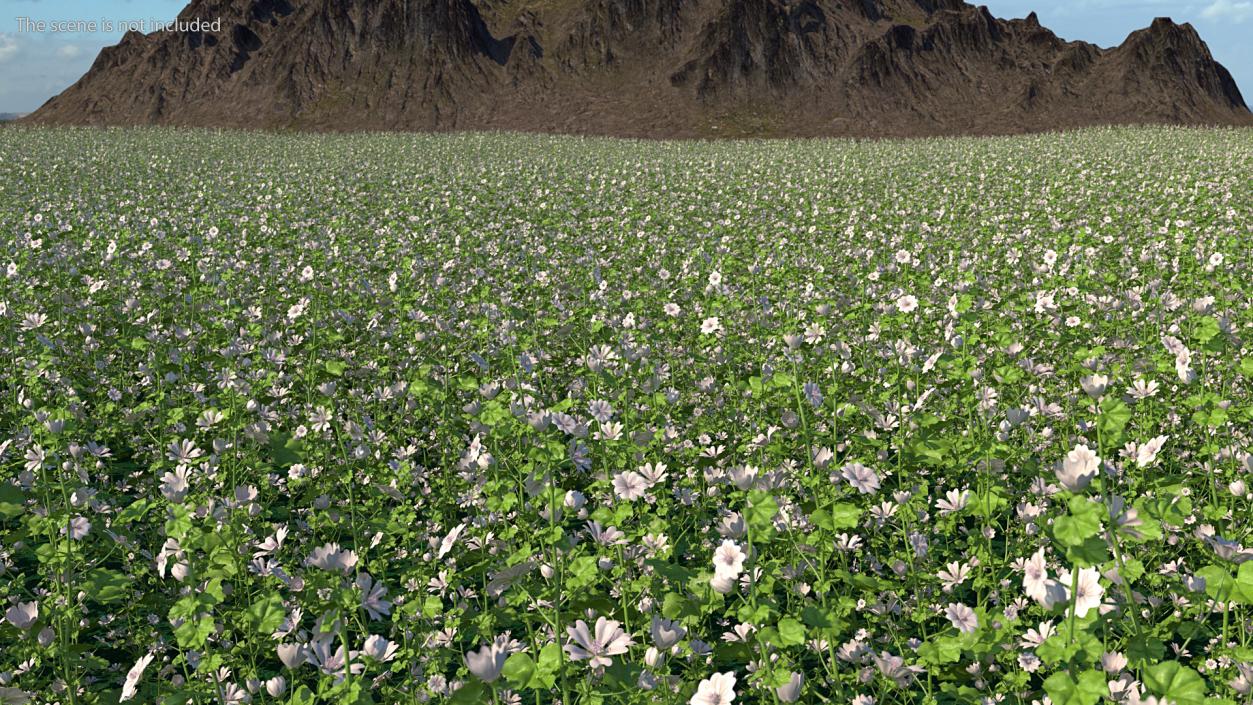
[{"xmin": 25, "ymin": 0, "xmax": 1252, "ymax": 137}]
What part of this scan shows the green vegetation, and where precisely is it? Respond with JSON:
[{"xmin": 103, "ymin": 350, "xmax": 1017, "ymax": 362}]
[{"xmin": 0, "ymin": 126, "xmax": 1251, "ymax": 704}]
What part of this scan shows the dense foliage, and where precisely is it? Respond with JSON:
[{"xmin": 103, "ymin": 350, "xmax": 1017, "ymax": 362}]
[{"xmin": 1, "ymin": 126, "xmax": 1251, "ymax": 705}]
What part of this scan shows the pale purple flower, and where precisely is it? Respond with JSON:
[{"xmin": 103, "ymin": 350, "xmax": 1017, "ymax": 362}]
[
  {"xmin": 119, "ymin": 652, "xmax": 155, "ymax": 702},
  {"xmin": 775, "ymin": 671, "xmax": 803, "ymax": 702},
  {"xmin": 612, "ymin": 471, "xmax": 648, "ymax": 501},
  {"xmin": 362, "ymin": 634, "xmax": 399, "ymax": 662},
  {"xmin": 945, "ymin": 603, "xmax": 978, "ymax": 633},
  {"xmin": 840, "ymin": 462, "xmax": 881, "ymax": 495},
  {"xmin": 355, "ymin": 573, "xmax": 392, "ymax": 620},
  {"xmin": 565, "ymin": 617, "xmax": 633, "ymax": 668},
  {"xmin": 690, "ymin": 671, "xmax": 737, "ymax": 705},
  {"xmin": 712, "ymin": 539, "xmax": 746, "ymax": 577},
  {"xmin": 4, "ymin": 601, "xmax": 37, "ymax": 630},
  {"xmin": 305, "ymin": 543, "xmax": 358, "ymax": 573},
  {"xmin": 63, "ymin": 515, "xmax": 90, "ymax": 540},
  {"xmin": 650, "ymin": 616, "xmax": 686, "ymax": 650},
  {"xmin": 1057, "ymin": 444, "xmax": 1099, "ymax": 492},
  {"xmin": 1060, "ymin": 567, "xmax": 1105, "ymax": 618}
]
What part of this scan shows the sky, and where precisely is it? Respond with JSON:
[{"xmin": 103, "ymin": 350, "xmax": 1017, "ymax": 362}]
[{"xmin": 0, "ymin": 0, "xmax": 1250, "ymax": 114}]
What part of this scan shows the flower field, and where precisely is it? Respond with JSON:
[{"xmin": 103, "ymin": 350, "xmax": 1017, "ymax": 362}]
[{"xmin": 1, "ymin": 125, "xmax": 1252, "ymax": 705}]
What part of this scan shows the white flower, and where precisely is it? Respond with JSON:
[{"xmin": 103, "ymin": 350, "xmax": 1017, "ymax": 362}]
[
  {"xmin": 612, "ymin": 471, "xmax": 648, "ymax": 501},
  {"xmin": 775, "ymin": 671, "xmax": 804, "ymax": 702},
  {"xmin": 265, "ymin": 676, "xmax": 287, "ymax": 697},
  {"xmin": 565, "ymin": 617, "xmax": 633, "ymax": 668},
  {"xmin": 1080, "ymin": 374, "xmax": 1109, "ymax": 399},
  {"xmin": 701, "ymin": 317, "xmax": 722, "ymax": 335},
  {"xmin": 437, "ymin": 523, "xmax": 466, "ymax": 560},
  {"xmin": 362, "ymin": 634, "xmax": 399, "ymax": 662},
  {"xmin": 355, "ymin": 573, "xmax": 392, "ymax": 620},
  {"xmin": 1060, "ymin": 567, "xmax": 1105, "ymax": 618},
  {"xmin": 277, "ymin": 644, "xmax": 307, "ymax": 669},
  {"xmin": 710, "ymin": 572, "xmax": 738, "ymax": 594},
  {"xmin": 650, "ymin": 616, "xmax": 686, "ymax": 650},
  {"xmin": 1135, "ymin": 435, "xmax": 1168, "ymax": 468},
  {"xmin": 1057, "ymin": 444, "xmax": 1100, "ymax": 492},
  {"xmin": 896, "ymin": 294, "xmax": 919, "ymax": 313},
  {"xmin": 712, "ymin": 539, "xmax": 747, "ymax": 577},
  {"xmin": 465, "ymin": 642, "xmax": 508, "ymax": 683},
  {"xmin": 305, "ymin": 543, "xmax": 358, "ymax": 573},
  {"xmin": 690, "ymin": 671, "xmax": 737, "ymax": 705},
  {"xmin": 4, "ymin": 601, "xmax": 37, "ymax": 630},
  {"xmin": 1127, "ymin": 378, "xmax": 1159, "ymax": 399},
  {"xmin": 160, "ymin": 467, "xmax": 191, "ymax": 503},
  {"xmin": 119, "ymin": 652, "xmax": 155, "ymax": 702},
  {"xmin": 727, "ymin": 465, "xmax": 758, "ymax": 491},
  {"xmin": 63, "ymin": 515, "xmax": 90, "ymax": 540},
  {"xmin": 840, "ymin": 462, "xmax": 881, "ymax": 495},
  {"xmin": 937, "ymin": 561, "xmax": 971, "ymax": 592},
  {"xmin": 1021, "ymin": 549, "xmax": 1050, "ymax": 603},
  {"xmin": 1102, "ymin": 651, "xmax": 1128, "ymax": 674},
  {"xmin": 945, "ymin": 603, "xmax": 978, "ymax": 633}
]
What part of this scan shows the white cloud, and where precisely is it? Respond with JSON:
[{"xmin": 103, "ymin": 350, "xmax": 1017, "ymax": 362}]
[
  {"xmin": 1201, "ymin": 0, "xmax": 1253, "ymax": 21},
  {"xmin": 0, "ymin": 34, "xmax": 19, "ymax": 64},
  {"xmin": 0, "ymin": 33, "xmax": 108, "ymax": 112}
]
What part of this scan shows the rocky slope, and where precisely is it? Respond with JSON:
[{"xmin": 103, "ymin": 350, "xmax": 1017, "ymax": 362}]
[{"xmin": 25, "ymin": 0, "xmax": 1252, "ymax": 137}]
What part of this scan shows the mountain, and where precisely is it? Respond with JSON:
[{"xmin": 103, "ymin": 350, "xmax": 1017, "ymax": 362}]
[
  {"xmin": 24, "ymin": 0, "xmax": 1252, "ymax": 138},
  {"xmin": 0, "ymin": 113, "xmax": 28, "ymax": 122}
]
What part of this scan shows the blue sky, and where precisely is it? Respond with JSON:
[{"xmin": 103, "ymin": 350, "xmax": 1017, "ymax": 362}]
[{"xmin": 0, "ymin": 0, "xmax": 1250, "ymax": 114}]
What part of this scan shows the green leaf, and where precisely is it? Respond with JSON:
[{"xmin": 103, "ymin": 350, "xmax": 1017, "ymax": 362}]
[
  {"xmin": 268, "ymin": 432, "xmax": 304, "ymax": 468},
  {"xmin": 115, "ymin": 498, "xmax": 151, "ymax": 524},
  {"xmin": 1043, "ymin": 670, "xmax": 1107, "ymax": 705},
  {"xmin": 917, "ymin": 637, "xmax": 963, "ymax": 666},
  {"xmin": 1098, "ymin": 396, "xmax": 1132, "ymax": 440},
  {"xmin": 502, "ymin": 652, "xmax": 536, "ymax": 689},
  {"xmin": 1235, "ymin": 562, "xmax": 1253, "ymax": 605},
  {"xmin": 324, "ymin": 360, "xmax": 347, "ymax": 377},
  {"xmin": 173, "ymin": 615, "xmax": 215, "ymax": 649},
  {"xmin": 1193, "ymin": 316, "xmax": 1221, "ymax": 345},
  {"xmin": 566, "ymin": 556, "xmax": 599, "ymax": 590},
  {"xmin": 421, "ymin": 595, "xmax": 442, "ymax": 618},
  {"xmin": 537, "ymin": 643, "xmax": 562, "ymax": 673},
  {"xmin": 1143, "ymin": 661, "xmax": 1206, "ymax": 705},
  {"xmin": 287, "ymin": 686, "xmax": 315, "ymax": 705},
  {"xmin": 1239, "ymin": 358, "xmax": 1253, "ymax": 378},
  {"xmin": 827, "ymin": 502, "xmax": 862, "ymax": 529},
  {"xmin": 776, "ymin": 617, "xmax": 806, "ymax": 647},
  {"xmin": 85, "ymin": 569, "xmax": 132, "ymax": 603},
  {"xmin": 0, "ymin": 484, "xmax": 25, "ymax": 519},
  {"xmin": 746, "ymin": 491, "xmax": 779, "ymax": 535},
  {"xmin": 1197, "ymin": 564, "xmax": 1235, "ymax": 602},
  {"xmin": 1127, "ymin": 636, "xmax": 1166, "ymax": 666},
  {"xmin": 245, "ymin": 592, "xmax": 286, "ymax": 635},
  {"xmin": 661, "ymin": 592, "xmax": 699, "ymax": 621},
  {"xmin": 1064, "ymin": 536, "xmax": 1109, "ymax": 567},
  {"xmin": 449, "ymin": 682, "xmax": 486, "ymax": 704},
  {"xmin": 799, "ymin": 604, "xmax": 838, "ymax": 630},
  {"xmin": 1037, "ymin": 631, "xmax": 1101, "ymax": 666},
  {"xmin": 1053, "ymin": 497, "xmax": 1102, "ymax": 547}
]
